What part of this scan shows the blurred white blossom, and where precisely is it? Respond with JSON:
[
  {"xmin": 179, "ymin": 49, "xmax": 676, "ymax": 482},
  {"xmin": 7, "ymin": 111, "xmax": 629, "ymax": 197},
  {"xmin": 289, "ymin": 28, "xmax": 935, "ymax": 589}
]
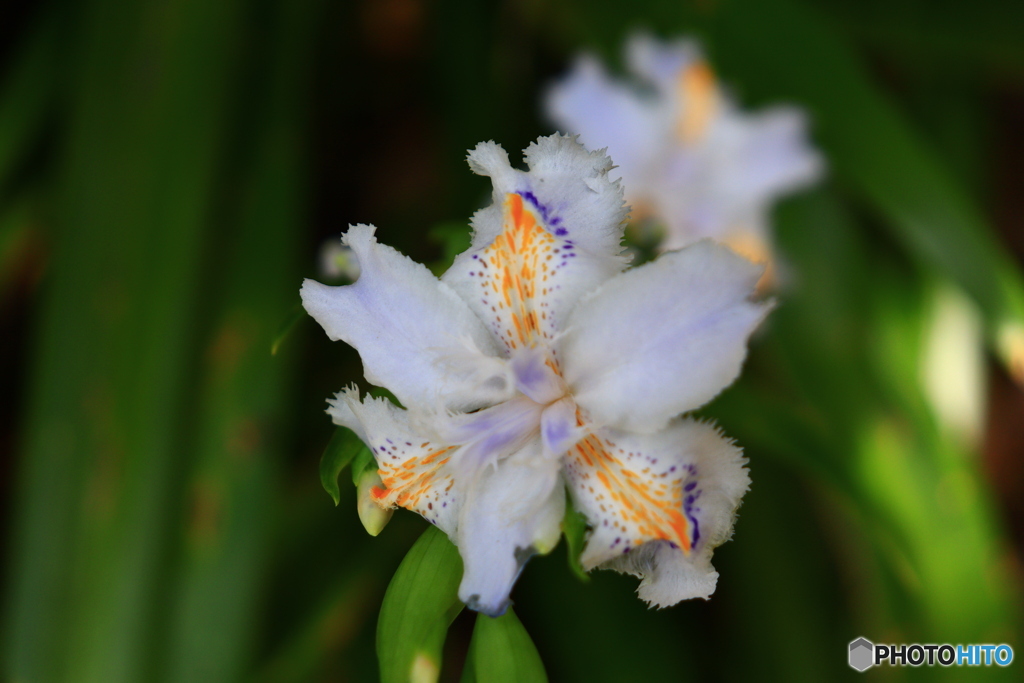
[
  {"xmin": 546, "ymin": 33, "xmax": 822, "ymax": 279},
  {"xmin": 302, "ymin": 134, "xmax": 769, "ymax": 614}
]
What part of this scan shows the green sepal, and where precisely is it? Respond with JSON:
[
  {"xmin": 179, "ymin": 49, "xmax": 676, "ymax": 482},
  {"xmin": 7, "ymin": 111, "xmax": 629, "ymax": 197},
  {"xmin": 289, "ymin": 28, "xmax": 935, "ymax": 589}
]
[
  {"xmin": 561, "ymin": 494, "xmax": 590, "ymax": 583},
  {"xmin": 350, "ymin": 445, "xmax": 376, "ymax": 487},
  {"xmin": 461, "ymin": 609, "xmax": 548, "ymax": 683},
  {"xmin": 318, "ymin": 427, "xmax": 362, "ymax": 506},
  {"xmin": 270, "ymin": 303, "xmax": 306, "ymax": 355},
  {"xmin": 377, "ymin": 526, "xmax": 464, "ymax": 683}
]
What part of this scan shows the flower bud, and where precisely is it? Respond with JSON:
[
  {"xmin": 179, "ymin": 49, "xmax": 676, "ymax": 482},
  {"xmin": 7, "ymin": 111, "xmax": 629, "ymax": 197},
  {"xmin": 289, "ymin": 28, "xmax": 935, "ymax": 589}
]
[{"xmin": 356, "ymin": 469, "xmax": 393, "ymax": 536}]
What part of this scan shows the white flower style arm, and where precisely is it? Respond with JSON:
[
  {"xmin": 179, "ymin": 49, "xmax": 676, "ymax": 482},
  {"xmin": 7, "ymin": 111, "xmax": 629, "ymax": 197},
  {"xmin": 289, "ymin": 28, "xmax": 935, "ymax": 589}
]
[{"xmin": 303, "ymin": 133, "xmax": 769, "ymax": 615}]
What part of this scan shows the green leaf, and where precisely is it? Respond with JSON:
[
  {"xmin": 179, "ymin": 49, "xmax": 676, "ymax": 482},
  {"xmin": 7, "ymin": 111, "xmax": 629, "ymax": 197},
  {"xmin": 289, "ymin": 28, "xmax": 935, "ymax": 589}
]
[
  {"xmin": 0, "ymin": 7, "xmax": 60, "ymax": 194},
  {"xmin": 319, "ymin": 428, "xmax": 362, "ymax": 506},
  {"xmin": 161, "ymin": 0, "xmax": 325, "ymax": 677},
  {"xmin": 270, "ymin": 303, "xmax": 306, "ymax": 356},
  {"xmin": 428, "ymin": 221, "xmax": 472, "ymax": 275},
  {"xmin": 3, "ymin": 0, "xmax": 244, "ymax": 680},
  {"xmin": 561, "ymin": 495, "xmax": 589, "ymax": 583},
  {"xmin": 461, "ymin": 609, "xmax": 548, "ymax": 683},
  {"xmin": 377, "ymin": 526, "xmax": 464, "ymax": 683}
]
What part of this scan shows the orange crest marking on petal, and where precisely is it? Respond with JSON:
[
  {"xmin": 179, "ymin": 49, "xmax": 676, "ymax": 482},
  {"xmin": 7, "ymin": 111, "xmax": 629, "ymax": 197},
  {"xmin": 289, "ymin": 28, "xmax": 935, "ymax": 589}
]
[
  {"xmin": 567, "ymin": 433, "xmax": 694, "ymax": 555},
  {"xmin": 373, "ymin": 442, "xmax": 458, "ymax": 524},
  {"xmin": 676, "ymin": 60, "xmax": 718, "ymax": 145},
  {"xmin": 476, "ymin": 193, "xmax": 560, "ymax": 352}
]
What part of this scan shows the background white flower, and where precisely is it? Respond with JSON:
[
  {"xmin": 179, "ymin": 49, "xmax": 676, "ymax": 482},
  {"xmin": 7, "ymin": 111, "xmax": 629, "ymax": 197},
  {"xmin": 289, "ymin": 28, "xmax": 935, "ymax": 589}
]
[
  {"xmin": 545, "ymin": 33, "xmax": 823, "ymax": 267},
  {"xmin": 301, "ymin": 134, "xmax": 770, "ymax": 615}
]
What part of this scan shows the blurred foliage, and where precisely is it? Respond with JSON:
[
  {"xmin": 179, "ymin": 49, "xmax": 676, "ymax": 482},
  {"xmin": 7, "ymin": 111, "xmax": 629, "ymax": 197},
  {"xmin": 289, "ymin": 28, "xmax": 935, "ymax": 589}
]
[{"xmin": 1, "ymin": 0, "xmax": 1022, "ymax": 682}]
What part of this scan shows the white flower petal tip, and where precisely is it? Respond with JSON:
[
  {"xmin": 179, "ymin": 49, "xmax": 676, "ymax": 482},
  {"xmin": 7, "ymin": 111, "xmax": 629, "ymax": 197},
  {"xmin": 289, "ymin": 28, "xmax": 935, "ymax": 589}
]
[
  {"xmin": 300, "ymin": 225, "xmax": 506, "ymax": 414},
  {"xmin": 356, "ymin": 469, "xmax": 394, "ymax": 536},
  {"xmin": 326, "ymin": 386, "xmax": 364, "ymax": 440},
  {"xmin": 457, "ymin": 443, "xmax": 565, "ymax": 616}
]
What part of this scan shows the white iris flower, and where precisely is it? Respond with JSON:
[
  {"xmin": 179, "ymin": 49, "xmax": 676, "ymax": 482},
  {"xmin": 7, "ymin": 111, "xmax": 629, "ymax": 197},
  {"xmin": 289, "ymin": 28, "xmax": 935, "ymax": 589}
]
[
  {"xmin": 302, "ymin": 134, "xmax": 770, "ymax": 616},
  {"xmin": 546, "ymin": 34, "xmax": 822, "ymax": 271}
]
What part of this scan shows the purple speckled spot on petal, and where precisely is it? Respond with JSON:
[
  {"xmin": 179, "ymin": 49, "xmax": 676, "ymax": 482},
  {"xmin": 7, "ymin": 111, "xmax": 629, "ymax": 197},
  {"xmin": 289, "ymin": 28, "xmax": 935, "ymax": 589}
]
[{"xmin": 518, "ymin": 189, "xmax": 568, "ymax": 237}]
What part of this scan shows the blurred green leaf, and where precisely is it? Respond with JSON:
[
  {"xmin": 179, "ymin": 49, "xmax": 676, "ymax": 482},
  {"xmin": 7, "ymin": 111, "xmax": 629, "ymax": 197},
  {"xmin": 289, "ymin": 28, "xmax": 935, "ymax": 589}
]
[
  {"xmin": 2, "ymin": 0, "xmax": 243, "ymax": 680},
  {"xmin": 820, "ymin": 0, "xmax": 1024, "ymax": 74},
  {"xmin": 271, "ymin": 303, "xmax": 306, "ymax": 356},
  {"xmin": 0, "ymin": 199, "xmax": 35, "ymax": 297},
  {"xmin": 319, "ymin": 428, "xmax": 362, "ymax": 506},
  {"xmin": 0, "ymin": 7, "xmax": 59, "ymax": 194},
  {"xmin": 255, "ymin": 571, "xmax": 379, "ymax": 683},
  {"xmin": 461, "ymin": 609, "xmax": 548, "ymax": 683},
  {"xmin": 377, "ymin": 526, "xmax": 464, "ymax": 683},
  {"xmin": 160, "ymin": 0, "xmax": 325, "ymax": 677},
  {"xmin": 560, "ymin": 494, "xmax": 589, "ymax": 583}
]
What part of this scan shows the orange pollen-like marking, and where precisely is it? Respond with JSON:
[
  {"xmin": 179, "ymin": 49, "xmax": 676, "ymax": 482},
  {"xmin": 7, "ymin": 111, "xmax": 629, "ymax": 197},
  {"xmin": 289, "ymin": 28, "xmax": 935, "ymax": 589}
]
[
  {"xmin": 581, "ymin": 434, "xmax": 693, "ymax": 553},
  {"xmin": 420, "ymin": 447, "xmax": 454, "ymax": 465},
  {"xmin": 479, "ymin": 193, "xmax": 560, "ymax": 350}
]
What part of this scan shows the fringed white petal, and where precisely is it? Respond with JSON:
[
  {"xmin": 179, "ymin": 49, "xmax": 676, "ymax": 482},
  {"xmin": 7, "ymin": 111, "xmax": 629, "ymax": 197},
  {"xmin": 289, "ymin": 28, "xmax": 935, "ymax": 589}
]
[
  {"xmin": 562, "ymin": 241, "xmax": 770, "ymax": 433},
  {"xmin": 443, "ymin": 136, "xmax": 628, "ymax": 350},
  {"xmin": 301, "ymin": 224, "xmax": 508, "ymax": 413},
  {"xmin": 327, "ymin": 385, "xmax": 367, "ymax": 442},
  {"xmin": 566, "ymin": 419, "xmax": 749, "ymax": 607},
  {"xmin": 456, "ymin": 439, "xmax": 565, "ymax": 616},
  {"xmin": 338, "ymin": 390, "xmax": 461, "ymax": 536}
]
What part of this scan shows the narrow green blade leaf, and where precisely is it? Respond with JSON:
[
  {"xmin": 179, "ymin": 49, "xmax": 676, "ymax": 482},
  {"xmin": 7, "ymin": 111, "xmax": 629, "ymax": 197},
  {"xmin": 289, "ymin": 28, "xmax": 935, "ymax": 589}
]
[
  {"xmin": 3, "ymin": 0, "xmax": 243, "ymax": 680},
  {"xmin": 463, "ymin": 609, "xmax": 548, "ymax": 683},
  {"xmin": 319, "ymin": 428, "xmax": 362, "ymax": 506},
  {"xmin": 270, "ymin": 303, "xmax": 306, "ymax": 355},
  {"xmin": 161, "ymin": 0, "xmax": 325, "ymax": 678},
  {"xmin": 377, "ymin": 526, "xmax": 464, "ymax": 683},
  {"xmin": 561, "ymin": 494, "xmax": 589, "ymax": 583}
]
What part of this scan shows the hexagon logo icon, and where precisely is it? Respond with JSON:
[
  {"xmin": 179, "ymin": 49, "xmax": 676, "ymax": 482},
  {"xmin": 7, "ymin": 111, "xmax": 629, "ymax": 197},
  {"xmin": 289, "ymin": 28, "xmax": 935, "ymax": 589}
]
[{"xmin": 849, "ymin": 638, "xmax": 874, "ymax": 672}]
